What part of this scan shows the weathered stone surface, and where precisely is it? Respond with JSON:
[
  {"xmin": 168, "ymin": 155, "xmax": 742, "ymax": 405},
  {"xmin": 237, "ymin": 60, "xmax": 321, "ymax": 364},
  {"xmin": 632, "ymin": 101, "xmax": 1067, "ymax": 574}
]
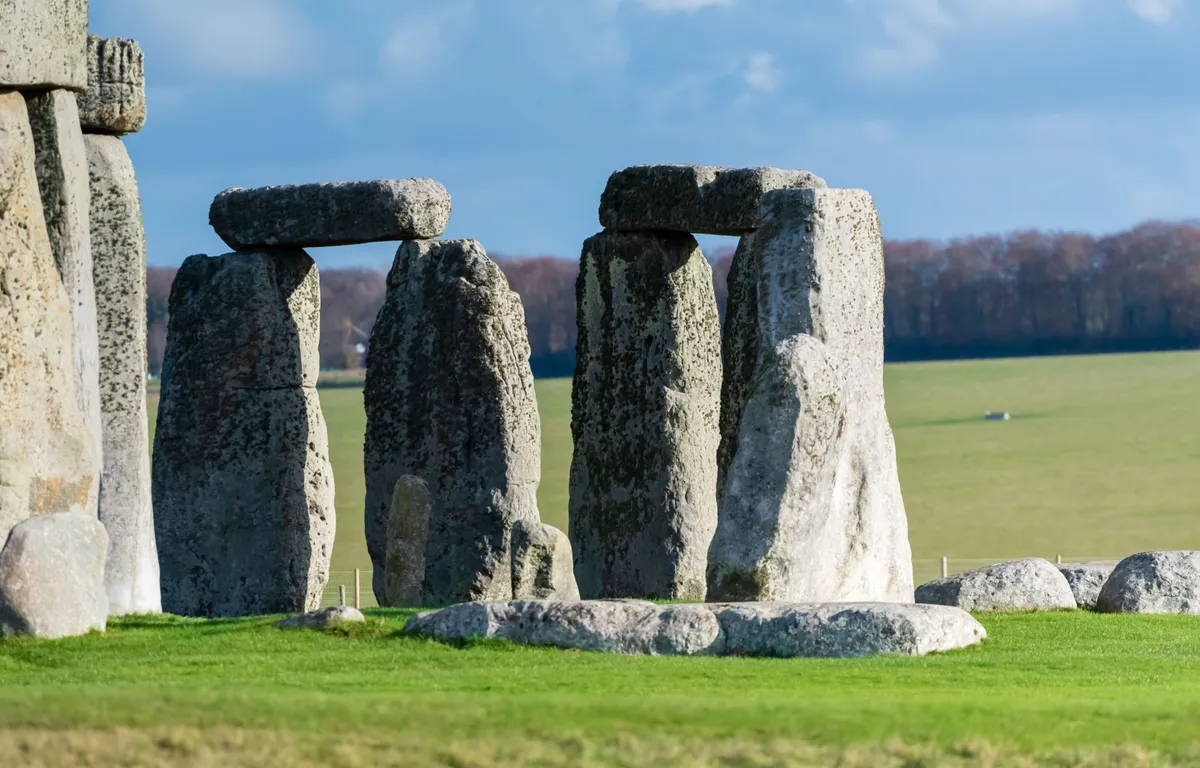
[
  {"xmin": 28, "ymin": 89, "xmax": 102, "ymax": 517},
  {"xmin": 0, "ymin": 0, "xmax": 88, "ymax": 90},
  {"xmin": 77, "ymin": 35, "xmax": 146, "ymax": 135},
  {"xmin": 384, "ymin": 475, "xmax": 431, "ymax": 607},
  {"xmin": 405, "ymin": 600, "xmax": 985, "ymax": 658},
  {"xmin": 153, "ymin": 249, "xmax": 335, "ymax": 617},
  {"xmin": 716, "ymin": 232, "xmax": 755, "ymax": 502},
  {"xmin": 916, "ymin": 558, "xmax": 1077, "ymax": 612},
  {"xmin": 598, "ymin": 165, "xmax": 826, "ymax": 236},
  {"xmin": 1096, "ymin": 552, "xmax": 1200, "ymax": 614},
  {"xmin": 209, "ymin": 179, "xmax": 451, "ymax": 250},
  {"xmin": 0, "ymin": 91, "xmax": 96, "ymax": 543},
  {"xmin": 85, "ymin": 133, "xmax": 160, "ymax": 615},
  {"xmin": 364, "ymin": 239, "xmax": 540, "ymax": 605},
  {"xmin": 0, "ymin": 511, "xmax": 108, "ymax": 638},
  {"xmin": 1059, "ymin": 561, "xmax": 1118, "ymax": 610},
  {"xmin": 511, "ymin": 520, "xmax": 580, "ymax": 601},
  {"xmin": 276, "ymin": 605, "xmax": 364, "ymax": 630},
  {"xmin": 570, "ymin": 230, "xmax": 721, "ymax": 601},
  {"xmin": 707, "ymin": 189, "xmax": 913, "ymax": 603}
]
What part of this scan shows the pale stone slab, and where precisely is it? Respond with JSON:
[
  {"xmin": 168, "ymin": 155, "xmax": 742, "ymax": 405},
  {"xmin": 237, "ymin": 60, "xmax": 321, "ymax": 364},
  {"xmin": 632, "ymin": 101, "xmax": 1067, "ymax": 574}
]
[
  {"xmin": 916, "ymin": 558, "xmax": 1077, "ymax": 612},
  {"xmin": 153, "ymin": 250, "xmax": 335, "ymax": 617},
  {"xmin": 1096, "ymin": 552, "xmax": 1200, "ymax": 614},
  {"xmin": 77, "ymin": 35, "xmax": 146, "ymax": 135},
  {"xmin": 570, "ymin": 230, "xmax": 721, "ymax": 601},
  {"xmin": 276, "ymin": 605, "xmax": 364, "ymax": 630},
  {"xmin": 85, "ymin": 133, "xmax": 160, "ymax": 615},
  {"xmin": 27, "ymin": 89, "xmax": 102, "ymax": 517},
  {"xmin": 384, "ymin": 475, "xmax": 431, "ymax": 607},
  {"xmin": 707, "ymin": 188, "xmax": 913, "ymax": 603},
  {"xmin": 598, "ymin": 165, "xmax": 826, "ymax": 235},
  {"xmin": 0, "ymin": 511, "xmax": 108, "ymax": 639},
  {"xmin": 1059, "ymin": 561, "xmax": 1118, "ymax": 610},
  {"xmin": 405, "ymin": 600, "xmax": 986, "ymax": 658},
  {"xmin": 0, "ymin": 0, "xmax": 88, "ymax": 90},
  {"xmin": 209, "ymin": 179, "xmax": 451, "ymax": 250},
  {"xmin": 0, "ymin": 91, "xmax": 96, "ymax": 543},
  {"xmin": 511, "ymin": 520, "xmax": 580, "ymax": 601},
  {"xmin": 364, "ymin": 239, "xmax": 540, "ymax": 605}
]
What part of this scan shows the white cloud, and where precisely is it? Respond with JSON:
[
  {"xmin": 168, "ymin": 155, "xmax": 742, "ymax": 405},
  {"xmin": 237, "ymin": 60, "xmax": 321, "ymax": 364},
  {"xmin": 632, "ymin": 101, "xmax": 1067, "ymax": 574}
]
[
  {"xmin": 1128, "ymin": 0, "xmax": 1181, "ymax": 23},
  {"xmin": 744, "ymin": 52, "xmax": 778, "ymax": 92},
  {"xmin": 636, "ymin": 0, "xmax": 735, "ymax": 11}
]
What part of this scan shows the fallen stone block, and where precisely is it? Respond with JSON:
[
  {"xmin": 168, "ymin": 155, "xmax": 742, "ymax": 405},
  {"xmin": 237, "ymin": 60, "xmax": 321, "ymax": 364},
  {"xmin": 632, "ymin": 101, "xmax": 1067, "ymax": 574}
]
[
  {"xmin": 404, "ymin": 600, "xmax": 986, "ymax": 658},
  {"xmin": 598, "ymin": 164, "xmax": 826, "ymax": 235},
  {"xmin": 153, "ymin": 249, "xmax": 335, "ymax": 617},
  {"xmin": 86, "ymin": 133, "xmax": 160, "ymax": 615},
  {"xmin": 571, "ymin": 230, "xmax": 721, "ymax": 601},
  {"xmin": 0, "ymin": 91, "xmax": 97, "ymax": 543},
  {"xmin": 511, "ymin": 520, "xmax": 580, "ymax": 601},
  {"xmin": 916, "ymin": 558, "xmax": 1077, "ymax": 612},
  {"xmin": 77, "ymin": 35, "xmax": 146, "ymax": 135},
  {"xmin": 1058, "ymin": 561, "xmax": 1118, "ymax": 610},
  {"xmin": 276, "ymin": 605, "xmax": 364, "ymax": 630},
  {"xmin": 708, "ymin": 188, "xmax": 912, "ymax": 603},
  {"xmin": 0, "ymin": 511, "xmax": 108, "ymax": 638},
  {"xmin": 0, "ymin": 0, "xmax": 88, "ymax": 90},
  {"xmin": 364, "ymin": 239, "xmax": 540, "ymax": 606},
  {"xmin": 1096, "ymin": 552, "xmax": 1200, "ymax": 614},
  {"xmin": 209, "ymin": 178, "xmax": 451, "ymax": 250}
]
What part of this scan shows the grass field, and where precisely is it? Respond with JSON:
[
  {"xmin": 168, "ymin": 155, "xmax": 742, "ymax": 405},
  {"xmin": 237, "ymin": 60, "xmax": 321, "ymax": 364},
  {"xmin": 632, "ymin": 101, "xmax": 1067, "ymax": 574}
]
[
  {"xmin": 3, "ymin": 610, "xmax": 1200, "ymax": 766},
  {"xmin": 148, "ymin": 350, "xmax": 1200, "ymax": 590}
]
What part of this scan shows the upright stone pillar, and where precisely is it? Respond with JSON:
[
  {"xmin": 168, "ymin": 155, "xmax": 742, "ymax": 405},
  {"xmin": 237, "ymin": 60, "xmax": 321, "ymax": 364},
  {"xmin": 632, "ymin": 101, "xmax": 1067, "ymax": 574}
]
[
  {"xmin": 715, "ymin": 232, "xmax": 756, "ymax": 503},
  {"xmin": 364, "ymin": 239, "xmax": 541, "ymax": 606},
  {"xmin": 153, "ymin": 250, "xmax": 335, "ymax": 617},
  {"xmin": 80, "ymin": 35, "xmax": 159, "ymax": 615},
  {"xmin": 0, "ymin": 91, "xmax": 96, "ymax": 542},
  {"xmin": 27, "ymin": 90, "xmax": 102, "ymax": 514},
  {"xmin": 707, "ymin": 188, "xmax": 914, "ymax": 603},
  {"xmin": 569, "ymin": 230, "xmax": 721, "ymax": 600}
]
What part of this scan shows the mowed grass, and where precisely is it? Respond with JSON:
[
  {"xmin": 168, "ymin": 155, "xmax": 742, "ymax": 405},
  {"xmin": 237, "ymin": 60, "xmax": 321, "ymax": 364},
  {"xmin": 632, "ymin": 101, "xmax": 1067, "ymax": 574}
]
[
  {"xmin": 3, "ymin": 611, "xmax": 1200, "ymax": 765},
  {"xmin": 147, "ymin": 350, "xmax": 1200, "ymax": 585}
]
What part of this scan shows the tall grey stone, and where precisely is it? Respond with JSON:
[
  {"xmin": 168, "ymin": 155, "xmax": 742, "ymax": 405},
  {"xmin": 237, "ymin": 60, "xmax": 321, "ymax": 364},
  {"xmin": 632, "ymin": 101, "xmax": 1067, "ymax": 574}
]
[
  {"xmin": 153, "ymin": 249, "xmax": 335, "ymax": 617},
  {"xmin": 511, "ymin": 520, "xmax": 580, "ymax": 601},
  {"xmin": 0, "ymin": 511, "xmax": 108, "ymax": 638},
  {"xmin": 210, "ymin": 179, "xmax": 451, "ymax": 250},
  {"xmin": 77, "ymin": 35, "xmax": 146, "ymax": 135},
  {"xmin": 570, "ymin": 230, "xmax": 721, "ymax": 600},
  {"xmin": 599, "ymin": 165, "xmax": 826, "ymax": 236},
  {"xmin": 27, "ymin": 89, "xmax": 102, "ymax": 516},
  {"xmin": 707, "ymin": 188, "xmax": 913, "ymax": 603},
  {"xmin": 364, "ymin": 239, "xmax": 540, "ymax": 606},
  {"xmin": 0, "ymin": 0, "xmax": 88, "ymax": 90},
  {"xmin": 384, "ymin": 475, "xmax": 431, "ymax": 607},
  {"xmin": 0, "ymin": 91, "xmax": 96, "ymax": 543},
  {"xmin": 1096, "ymin": 552, "xmax": 1200, "ymax": 614},
  {"xmin": 85, "ymin": 133, "xmax": 160, "ymax": 615}
]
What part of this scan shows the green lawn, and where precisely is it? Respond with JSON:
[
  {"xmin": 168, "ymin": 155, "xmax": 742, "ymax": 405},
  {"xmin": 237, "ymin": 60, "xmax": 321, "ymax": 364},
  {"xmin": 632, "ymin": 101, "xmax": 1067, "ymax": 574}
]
[
  {"xmin": 2, "ymin": 611, "xmax": 1200, "ymax": 765},
  {"xmin": 148, "ymin": 351, "xmax": 1200, "ymax": 595}
]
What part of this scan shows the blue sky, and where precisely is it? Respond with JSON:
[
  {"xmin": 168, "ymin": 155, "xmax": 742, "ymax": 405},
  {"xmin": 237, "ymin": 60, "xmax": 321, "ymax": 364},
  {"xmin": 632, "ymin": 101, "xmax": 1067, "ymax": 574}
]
[{"xmin": 92, "ymin": 0, "xmax": 1200, "ymax": 269}]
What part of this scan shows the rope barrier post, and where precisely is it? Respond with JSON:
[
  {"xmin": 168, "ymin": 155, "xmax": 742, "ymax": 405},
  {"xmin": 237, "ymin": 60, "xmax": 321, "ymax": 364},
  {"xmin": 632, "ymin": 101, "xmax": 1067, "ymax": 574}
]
[
  {"xmin": 354, "ymin": 568, "xmax": 361, "ymax": 610},
  {"xmin": 941, "ymin": 556, "xmax": 948, "ymax": 579}
]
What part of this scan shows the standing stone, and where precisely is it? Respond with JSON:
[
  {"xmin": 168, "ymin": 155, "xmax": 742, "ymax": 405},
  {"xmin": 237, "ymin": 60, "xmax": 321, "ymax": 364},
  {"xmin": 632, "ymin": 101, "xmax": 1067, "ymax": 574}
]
[
  {"xmin": 384, "ymin": 475, "xmax": 431, "ymax": 607},
  {"xmin": 153, "ymin": 249, "xmax": 335, "ymax": 617},
  {"xmin": 0, "ymin": 511, "xmax": 108, "ymax": 638},
  {"xmin": 364, "ymin": 239, "xmax": 540, "ymax": 606},
  {"xmin": 0, "ymin": 91, "xmax": 96, "ymax": 543},
  {"xmin": 570, "ymin": 230, "xmax": 721, "ymax": 601},
  {"xmin": 77, "ymin": 35, "xmax": 146, "ymax": 135},
  {"xmin": 716, "ymin": 232, "xmax": 755, "ymax": 502},
  {"xmin": 511, "ymin": 520, "xmax": 580, "ymax": 601},
  {"xmin": 27, "ymin": 89, "xmax": 102, "ymax": 515},
  {"xmin": 0, "ymin": 0, "xmax": 88, "ymax": 90},
  {"xmin": 707, "ymin": 188, "xmax": 913, "ymax": 603},
  {"xmin": 86, "ymin": 134, "xmax": 160, "ymax": 615}
]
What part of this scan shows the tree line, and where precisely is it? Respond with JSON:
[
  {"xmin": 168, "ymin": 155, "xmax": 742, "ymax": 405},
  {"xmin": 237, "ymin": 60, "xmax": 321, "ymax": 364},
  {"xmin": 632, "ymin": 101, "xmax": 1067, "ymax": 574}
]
[{"xmin": 145, "ymin": 219, "xmax": 1200, "ymax": 376}]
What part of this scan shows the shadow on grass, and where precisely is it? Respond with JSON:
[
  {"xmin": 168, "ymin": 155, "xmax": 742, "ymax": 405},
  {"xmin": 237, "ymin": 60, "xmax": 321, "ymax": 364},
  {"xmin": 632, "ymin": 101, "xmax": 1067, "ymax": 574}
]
[{"xmin": 894, "ymin": 411, "xmax": 1053, "ymax": 429}]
